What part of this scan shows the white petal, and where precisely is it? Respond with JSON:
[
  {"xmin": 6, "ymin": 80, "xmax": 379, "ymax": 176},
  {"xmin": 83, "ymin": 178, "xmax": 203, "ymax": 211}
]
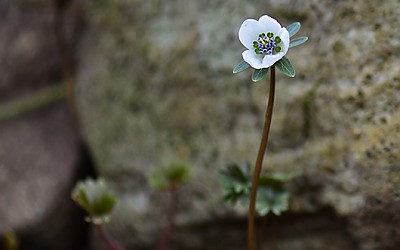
[
  {"xmin": 242, "ymin": 50, "xmax": 264, "ymax": 69},
  {"xmin": 258, "ymin": 15, "xmax": 282, "ymax": 35},
  {"xmin": 239, "ymin": 19, "xmax": 264, "ymax": 50},
  {"xmin": 261, "ymin": 52, "xmax": 285, "ymax": 68},
  {"xmin": 278, "ymin": 28, "xmax": 290, "ymax": 55}
]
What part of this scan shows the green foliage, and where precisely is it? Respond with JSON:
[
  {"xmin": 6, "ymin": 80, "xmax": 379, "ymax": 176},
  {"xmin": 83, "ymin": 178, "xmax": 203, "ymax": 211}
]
[
  {"xmin": 220, "ymin": 163, "xmax": 252, "ymax": 205},
  {"xmin": 286, "ymin": 22, "xmax": 301, "ymax": 37},
  {"xmin": 220, "ymin": 163, "xmax": 296, "ymax": 216},
  {"xmin": 233, "ymin": 61, "xmax": 251, "ymax": 74},
  {"xmin": 289, "ymin": 36, "xmax": 309, "ymax": 48},
  {"xmin": 149, "ymin": 161, "xmax": 192, "ymax": 190},
  {"xmin": 2, "ymin": 231, "xmax": 19, "ymax": 250},
  {"xmin": 256, "ymin": 172, "xmax": 296, "ymax": 215},
  {"xmin": 275, "ymin": 56, "xmax": 296, "ymax": 77},
  {"xmin": 252, "ymin": 68, "xmax": 269, "ymax": 82},
  {"xmin": 71, "ymin": 178, "xmax": 117, "ymax": 225}
]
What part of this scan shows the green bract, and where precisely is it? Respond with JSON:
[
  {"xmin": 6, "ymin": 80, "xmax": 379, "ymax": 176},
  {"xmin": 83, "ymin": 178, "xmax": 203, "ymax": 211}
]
[
  {"xmin": 289, "ymin": 36, "xmax": 308, "ymax": 48},
  {"xmin": 252, "ymin": 68, "xmax": 269, "ymax": 82},
  {"xmin": 275, "ymin": 56, "xmax": 296, "ymax": 77},
  {"xmin": 286, "ymin": 22, "xmax": 301, "ymax": 37},
  {"xmin": 71, "ymin": 178, "xmax": 117, "ymax": 225},
  {"xmin": 233, "ymin": 61, "xmax": 250, "ymax": 74}
]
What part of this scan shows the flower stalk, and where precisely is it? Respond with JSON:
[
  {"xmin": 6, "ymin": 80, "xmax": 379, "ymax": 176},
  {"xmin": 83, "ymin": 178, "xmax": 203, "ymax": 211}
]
[
  {"xmin": 96, "ymin": 224, "xmax": 124, "ymax": 250},
  {"xmin": 247, "ymin": 66, "xmax": 276, "ymax": 250},
  {"xmin": 148, "ymin": 162, "xmax": 191, "ymax": 250},
  {"xmin": 158, "ymin": 186, "xmax": 179, "ymax": 250},
  {"xmin": 71, "ymin": 178, "xmax": 121, "ymax": 249}
]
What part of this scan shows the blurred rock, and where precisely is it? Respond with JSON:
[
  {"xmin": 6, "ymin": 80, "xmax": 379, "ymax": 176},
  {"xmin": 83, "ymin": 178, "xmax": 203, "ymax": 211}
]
[
  {"xmin": 0, "ymin": 0, "xmax": 59, "ymax": 102},
  {"xmin": 76, "ymin": 0, "xmax": 400, "ymax": 249},
  {"xmin": 0, "ymin": 1, "xmax": 88, "ymax": 250}
]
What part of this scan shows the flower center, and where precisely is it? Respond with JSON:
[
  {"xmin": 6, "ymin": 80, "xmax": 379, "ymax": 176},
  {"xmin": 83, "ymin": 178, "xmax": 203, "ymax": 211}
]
[{"xmin": 253, "ymin": 32, "xmax": 282, "ymax": 55}]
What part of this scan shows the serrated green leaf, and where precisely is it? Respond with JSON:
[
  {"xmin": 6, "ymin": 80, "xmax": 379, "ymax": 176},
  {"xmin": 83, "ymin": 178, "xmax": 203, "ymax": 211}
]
[
  {"xmin": 275, "ymin": 56, "xmax": 296, "ymax": 77},
  {"xmin": 223, "ymin": 193, "xmax": 234, "ymax": 203},
  {"xmin": 256, "ymin": 187, "xmax": 290, "ymax": 216},
  {"xmin": 74, "ymin": 187, "xmax": 91, "ymax": 211},
  {"xmin": 230, "ymin": 164, "xmax": 249, "ymax": 182},
  {"xmin": 71, "ymin": 178, "xmax": 117, "ymax": 222},
  {"xmin": 259, "ymin": 172, "xmax": 298, "ymax": 188},
  {"xmin": 220, "ymin": 163, "xmax": 295, "ymax": 216},
  {"xmin": 220, "ymin": 163, "xmax": 252, "ymax": 206},
  {"xmin": 221, "ymin": 164, "xmax": 250, "ymax": 184},
  {"xmin": 239, "ymin": 195, "xmax": 249, "ymax": 206},
  {"xmin": 286, "ymin": 22, "xmax": 301, "ymax": 37},
  {"xmin": 289, "ymin": 36, "xmax": 308, "ymax": 48},
  {"xmin": 164, "ymin": 162, "xmax": 192, "ymax": 184},
  {"xmin": 148, "ymin": 167, "xmax": 168, "ymax": 189},
  {"xmin": 92, "ymin": 193, "xmax": 116, "ymax": 216},
  {"xmin": 221, "ymin": 165, "xmax": 241, "ymax": 181},
  {"xmin": 252, "ymin": 68, "xmax": 269, "ymax": 82},
  {"xmin": 233, "ymin": 61, "xmax": 251, "ymax": 74},
  {"xmin": 149, "ymin": 161, "xmax": 192, "ymax": 190},
  {"xmin": 269, "ymin": 171, "xmax": 298, "ymax": 181},
  {"xmin": 234, "ymin": 184, "xmax": 243, "ymax": 193}
]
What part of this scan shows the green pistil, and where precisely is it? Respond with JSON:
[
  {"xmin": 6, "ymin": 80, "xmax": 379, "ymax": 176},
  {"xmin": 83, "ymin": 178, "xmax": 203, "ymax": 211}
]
[
  {"xmin": 274, "ymin": 46, "xmax": 281, "ymax": 52},
  {"xmin": 253, "ymin": 41, "xmax": 258, "ymax": 48},
  {"xmin": 275, "ymin": 36, "xmax": 281, "ymax": 43},
  {"xmin": 267, "ymin": 32, "xmax": 273, "ymax": 38}
]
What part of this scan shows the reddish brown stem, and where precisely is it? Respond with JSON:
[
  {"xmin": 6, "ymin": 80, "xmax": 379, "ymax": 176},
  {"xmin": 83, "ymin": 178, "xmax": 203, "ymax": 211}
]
[
  {"xmin": 158, "ymin": 187, "xmax": 179, "ymax": 250},
  {"xmin": 247, "ymin": 66, "xmax": 276, "ymax": 250},
  {"xmin": 96, "ymin": 224, "xmax": 123, "ymax": 250}
]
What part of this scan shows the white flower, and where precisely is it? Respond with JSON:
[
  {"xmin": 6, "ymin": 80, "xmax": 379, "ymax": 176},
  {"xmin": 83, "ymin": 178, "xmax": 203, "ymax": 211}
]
[{"xmin": 239, "ymin": 15, "xmax": 290, "ymax": 69}]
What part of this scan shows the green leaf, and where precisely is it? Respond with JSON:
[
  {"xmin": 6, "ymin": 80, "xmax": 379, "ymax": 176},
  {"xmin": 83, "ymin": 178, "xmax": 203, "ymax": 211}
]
[
  {"xmin": 289, "ymin": 36, "xmax": 308, "ymax": 48},
  {"xmin": 220, "ymin": 163, "xmax": 250, "ymax": 191},
  {"xmin": 92, "ymin": 192, "xmax": 117, "ymax": 216},
  {"xmin": 275, "ymin": 56, "xmax": 296, "ymax": 77},
  {"xmin": 256, "ymin": 187, "xmax": 290, "ymax": 216},
  {"xmin": 148, "ymin": 161, "xmax": 192, "ymax": 190},
  {"xmin": 233, "ymin": 61, "xmax": 251, "ymax": 74},
  {"xmin": 220, "ymin": 163, "xmax": 297, "ymax": 216},
  {"xmin": 220, "ymin": 163, "xmax": 252, "ymax": 205},
  {"xmin": 251, "ymin": 68, "xmax": 269, "ymax": 82},
  {"xmin": 259, "ymin": 172, "xmax": 298, "ymax": 187},
  {"xmin": 148, "ymin": 167, "xmax": 168, "ymax": 190},
  {"xmin": 286, "ymin": 22, "xmax": 301, "ymax": 37},
  {"xmin": 221, "ymin": 164, "xmax": 249, "ymax": 183}
]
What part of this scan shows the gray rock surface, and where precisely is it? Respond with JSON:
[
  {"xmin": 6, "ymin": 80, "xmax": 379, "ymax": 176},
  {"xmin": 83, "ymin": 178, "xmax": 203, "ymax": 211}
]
[
  {"xmin": 0, "ymin": 0, "xmax": 59, "ymax": 102},
  {"xmin": 0, "ymin": 1, "xmax": 87, "ymax": 249},
  {"xmin": 77, "ymin": 0, "xmax": 400, "ymax": 249},
  {"xmin": 0, "ymin": 105, "xmax": 79, "ymax": 232}
]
